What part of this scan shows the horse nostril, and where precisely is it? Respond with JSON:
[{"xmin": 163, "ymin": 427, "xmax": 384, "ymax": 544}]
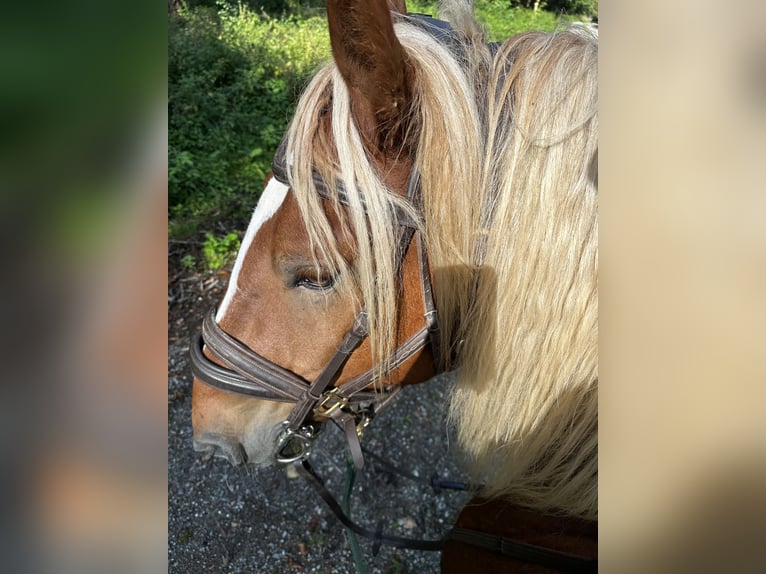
[{"xmin": 193, "ymin": 436, "xmax": 248, "ymax": 467}]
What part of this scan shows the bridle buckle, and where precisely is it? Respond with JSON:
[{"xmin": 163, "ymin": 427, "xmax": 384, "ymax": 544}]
[
  {"xmin": 313, "ymin": 388, "xmax": 349, "ymax": 419},
  {"xmin": 274, "ymin": 421, "xmax": 319, "ymax": 465},
  {"xmin": 355, "ymin": 409, "xmax": 373, "ymax": 440}
]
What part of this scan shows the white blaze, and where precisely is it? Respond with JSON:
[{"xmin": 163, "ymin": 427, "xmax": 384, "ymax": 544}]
[{"xmin": 215, "ymin": 178, "xmax": 289, "ymax": 322}]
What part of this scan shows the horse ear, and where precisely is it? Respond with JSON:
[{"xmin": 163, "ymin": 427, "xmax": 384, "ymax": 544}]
[{"xmin": 326, "ymin": 0, "xmax": 412, "ymax": 153}]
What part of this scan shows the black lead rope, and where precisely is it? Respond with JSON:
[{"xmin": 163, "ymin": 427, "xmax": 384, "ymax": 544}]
[
  {"xmin": 296, "ymin": 459, "xmax": 445, "ymax": 552},
  {"xmin": 359, "ymin": 446, "xmax": 472, "ymax": 492},
  {"xmin": 295, "ymin": 459, "xmax": 598, "ymax": 572},
  {"xmin": 325, "ymin": 417, "xmax": 473, "ymax": 492}
]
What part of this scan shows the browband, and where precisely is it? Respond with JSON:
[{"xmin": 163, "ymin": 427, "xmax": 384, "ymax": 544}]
[{"xmin": 270, "ymin": 137, "xmax": 420, "ymax": 229}]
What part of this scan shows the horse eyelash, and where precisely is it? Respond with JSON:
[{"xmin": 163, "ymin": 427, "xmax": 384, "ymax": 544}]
[{"xmin": 293, "ymin": 270, "xmax": 337, "ymax": 291}]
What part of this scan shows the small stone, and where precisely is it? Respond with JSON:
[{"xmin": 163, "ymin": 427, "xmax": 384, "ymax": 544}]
[
  {"xmin": 398, "ymin": 516, "xmax": 417, "ymax": 530},
  {"xmin": 285, "ymin": 464, "xmax": 300, "ymax": 479}
]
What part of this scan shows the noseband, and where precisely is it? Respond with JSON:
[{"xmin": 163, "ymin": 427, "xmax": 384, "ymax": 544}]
[{"xmin": 190, "ymin": 139, "xmax": 439, "ymax": 468}]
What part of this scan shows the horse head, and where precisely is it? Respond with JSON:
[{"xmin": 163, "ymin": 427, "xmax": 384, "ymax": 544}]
[{"xmin": 191, "ymin": 0, "xmax": 439, "ymax": 467}]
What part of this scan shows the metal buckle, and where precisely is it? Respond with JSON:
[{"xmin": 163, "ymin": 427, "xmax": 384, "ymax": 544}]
[
  {"xmin": 274, "ymin": 421, "xmax": 319, "ymax": 465},
  {"xmin": 313, "ymin": 388, "xmax": 349, "ymax": 419},
  {"xmin": 355, "ymin": 410, "xmax": 373, "ymax": 440}
]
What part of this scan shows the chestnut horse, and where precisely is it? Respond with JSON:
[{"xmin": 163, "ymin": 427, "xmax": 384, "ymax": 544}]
[{"xmin": 191, "ymin": 0, "xmax": 597, "ymax": 571}]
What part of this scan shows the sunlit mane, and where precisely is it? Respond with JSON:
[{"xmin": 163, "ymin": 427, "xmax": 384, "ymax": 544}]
[
  {"xmin": 284, "ymin": 16, "xmax": 485, "ymax": 380},
  {"xmin": 284, "ymin": 2, "xmax": 598, "ymax": 519},
  {"xmin": 454, "ymin": 27, "xmax": 598, "ymax": 519}
]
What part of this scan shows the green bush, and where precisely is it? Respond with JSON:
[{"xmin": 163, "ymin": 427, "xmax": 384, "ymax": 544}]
[
  {"xmin": 169, "ymin": 5, "xmax": 329, "ymax": 239},
  {"xmin": 183, "ymin": 0, "xmax": 326, "ymax": 17},
  {"xmin": 181, "ymin": 254, "xmax": 197, "ymax": 270},
  {"xmin": 202, "ymin": 231, "xmax": 241, "ymax": 271},
  {"xmin": 475, "ymin": 4, "xmax": 577, "ymax": 40},
  {"xmin": 535, "ymin": 0, "xmax": 597, "ymax": 19},
  {"xmin": 169, "ymin": 1, "xmax": 593, "ymax": 254},
  {"xmin": 408, "ymin": 0, "xmax": 582, "ymax": 39},
  {"xmin": 478, "ymin": 0, "xmax": 597, "ymax": 19}
]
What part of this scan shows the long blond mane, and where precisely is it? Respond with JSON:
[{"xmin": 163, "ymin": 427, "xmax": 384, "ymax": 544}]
[{"xmin": 284, "ymin": 3, "xmax": 598, "ymax": 519}]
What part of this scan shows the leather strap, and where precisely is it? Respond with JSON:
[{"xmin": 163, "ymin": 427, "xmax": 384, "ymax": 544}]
[
  {"xmin": 336, "ymin": 323, "xmax": 432, "ymax": 399},
  {"xmin": 417, "ymin": 233, "xmax": 440, "ymax": 369},
  {"xmin": 331, "ymin": 410, "xmax": 366, "ymax": 470},
  {"xmin": 190, "ymin": 332, "xmax": 297, "ymax": 401},
  {"xmin": 296, "ymin": 459, "xmax": 444, "ymax": 551},
  {"xmin": 193, "ymin": 311, "xmax": 386, "ymax": 404},
  {"xmin": 193, "ymin": 117, "xmax": 440, "ymax": 468},
  {"xmin": 447, "ymin": 528, "xmax": 598, "ymax": 573},
  {"xmin": 285, "ymin": 312, "xmax": 369, "ymax": 430},
  {"xmin": 297, "ymin": 458, "xmax": 598, "ymax": 572},
  {"xmin": 199, "ymin": 310, "xmax": 308, "ymax": 398},
  {"xmin": 271, "ymin": 138, "xmax": 420, "ymax": 229}
]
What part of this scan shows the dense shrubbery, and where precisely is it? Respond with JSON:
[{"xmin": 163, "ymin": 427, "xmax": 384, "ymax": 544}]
[
  {"xmin": 169, "ymin": 1, "xmax": 593, "ymax": 267},
  {"xmin": 169, "ymin": 5, "xmax": 329, "ymax": 239}
]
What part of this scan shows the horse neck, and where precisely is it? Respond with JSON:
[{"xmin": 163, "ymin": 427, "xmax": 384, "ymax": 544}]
[
  {"xmin": 439, "ymin": 28, "xmax": 599, "ymax": 521},
  {"xmin": 401, "ymin": 46, "xmax": 491, "ymax": 371}
]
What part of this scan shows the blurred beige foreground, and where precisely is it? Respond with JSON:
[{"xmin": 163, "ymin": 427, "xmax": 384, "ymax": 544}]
[
  {"xmin": 30, "ymin": 109, "xmax": 167, "ymax": 574},
  {"xmin": 600, "ymin": 1, "xmax": 766, "ymax": 572},
  {"xmin": 9, "ymin": 1, "xmax": 766, "ymax": 572}
]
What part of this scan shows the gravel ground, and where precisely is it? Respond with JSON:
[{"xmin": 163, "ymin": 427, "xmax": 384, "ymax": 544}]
[{"xmin": 168, "ymin": 273, "xmax": 472, "ymax": 574}]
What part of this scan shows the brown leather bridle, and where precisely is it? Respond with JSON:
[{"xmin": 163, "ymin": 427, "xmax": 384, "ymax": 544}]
[{"xmin": 190, "ymin": 139, "xmax": 440, "ymax": 469}]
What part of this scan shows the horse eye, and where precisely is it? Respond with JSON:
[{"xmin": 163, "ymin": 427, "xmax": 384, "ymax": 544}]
[{"xmin": 294, "ymin": 271, "xmax": 336, "ymax": 291}]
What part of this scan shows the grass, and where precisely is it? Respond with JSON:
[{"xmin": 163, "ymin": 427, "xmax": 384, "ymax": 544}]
[{"xmin": 408, "ymin": 0, "xmax": 581, "ymax": 40}]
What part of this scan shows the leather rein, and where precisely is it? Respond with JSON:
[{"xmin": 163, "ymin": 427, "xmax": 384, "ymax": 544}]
[{"xmin": 190, "ymin": 138, "xmax": 439, "ymax": 470}]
